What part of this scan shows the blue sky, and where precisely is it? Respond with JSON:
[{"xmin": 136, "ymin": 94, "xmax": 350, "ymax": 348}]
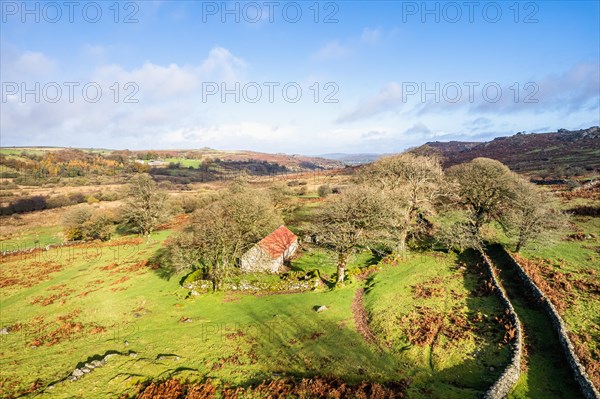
[{"xmin": 1, "ymin": 0, "xmax": 599, "ymax": 154}]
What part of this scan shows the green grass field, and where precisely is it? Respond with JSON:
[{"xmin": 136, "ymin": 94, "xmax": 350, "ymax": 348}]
[
  {"xmin": 1, "ymin": 182, "xmax": 597, "ymax": 398},
  {"xmin": 1, "ymin": 229, "xmax": 512, "ymax": 398},
  {"xmin": 486, "ymin": 245, "xmax": 583, "ymax": 399},
  {"xmin": 163, "ymin": 158, "xmax": 203, "ymax": 168},
  {"xmin": 1, "ymin": 225, "xmax": 64, "ymax": 251},
  {"xmin": 514, "ymin": 214, "xmax": 600, "ymax": 390}
]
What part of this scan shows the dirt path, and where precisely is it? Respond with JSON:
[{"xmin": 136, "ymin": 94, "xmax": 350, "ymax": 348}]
[
  {"xmin": 485, "ymin": 245, "xmax": 583, "ymax": 399},
  {"xmin": 352, "ymin": 288, "xmax": 378, "ymax": 346}
]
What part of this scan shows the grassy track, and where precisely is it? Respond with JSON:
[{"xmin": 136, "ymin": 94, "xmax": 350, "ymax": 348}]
[{"xmin": 485, "ymin": 245, "xmax": 583, "ymax": 399}]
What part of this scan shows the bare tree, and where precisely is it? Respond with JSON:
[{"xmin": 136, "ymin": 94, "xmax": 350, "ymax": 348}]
[
  {"xmin": 314, "ymin": 186, "xmax": 387, "ymax": 286},
  {"xmin": 121, "ymin": 174, "xmax": 167, "ymax": 238},
  {"xmin": 359, "ymin": 153, "xmax": 445, "ymax": 255},
  {"xmin": 500, "ymin": 178, "xmax": 569, "ymax": 252},
  {"xmin": 168, "ymin": 184, "xmax": 282, "ymax": 289},
  {"xmin": 436, "ymin": 217, "xmax": 483, "ymax": 253},
  {"xmin": 447, "ymin": 158, "xmax": 518, "ymax": 235}
]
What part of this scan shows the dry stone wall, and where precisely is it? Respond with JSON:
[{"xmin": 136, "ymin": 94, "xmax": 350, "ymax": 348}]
[
  {"xmin": 480, "ymin": 251, "xmax": 523, "ymax": 399},
  {"xmin": 504, "ymin": 250, "xmax": 600, "ymax": 399}
]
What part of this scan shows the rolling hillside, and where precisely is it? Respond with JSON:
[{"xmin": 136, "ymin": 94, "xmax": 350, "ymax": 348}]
[
  {"xmin": 421, "ymin": 126, "xmax": 600, "ymax": 176},
  {"xmin": 130, "ymin": 149, "xmax": 344, "ymax": 171}
]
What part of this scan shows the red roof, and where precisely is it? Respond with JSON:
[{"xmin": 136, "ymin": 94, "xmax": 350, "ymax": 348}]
[{"xmin": 258, "ymin": 226, "xmax": 297, "ymax": 259}]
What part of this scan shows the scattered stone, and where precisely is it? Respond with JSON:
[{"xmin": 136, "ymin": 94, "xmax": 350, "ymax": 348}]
[
  {"xmin": 315, "ymin": 305, "xmax": 328, "ymax": 313},
  {"xmin": 31, "ymin": 345, "xmax": 38, "ymax": 349},
  {"xmin": 489, "ymin": 366, "xmax": 495, "ymax": 372},
  {"xmin": 0, "ymin": 327, "xmax": 9, "ymax": 335},
  {"xmin": 69, "ymin": 376, "xmax": 78, "ymax": 382},
  {"xmin": 92, "ymin": 360, "xmax": 104, "ymax": 367},
  {"xmin": 72, "ymin": 369, "xmax": 84, "ymax": 377},
  {"xmin": 104, "ymin": 354, "xmax": 117, "ymax": 361},
  {"xmin": 124, "ymin": 340, "xmax": 129, "ymax": 346},
  {"xmin": 179, "ymin": 317, "xmax": 193, "ymax": 323},
  {"xmin": 129, "ymin": 352, "xmax": 137, "ymax": 358},
  {"xmin": 81, "ymin": 367, "xmax": 91, "ymax": 373},
  {"xmin": 85, "ymin": 362, "xmax": 94, "ymax": 369},
  {"xmin": 157, "ymin": 354, "xmax": 180, "ymax": 362}
]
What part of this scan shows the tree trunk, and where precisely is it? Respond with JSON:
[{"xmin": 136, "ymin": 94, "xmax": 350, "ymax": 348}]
[
  {"xmin": 515, "ymin": 238, "xmax": 523, "ymax": 253},
  {"xmin": 396, "ymin": 210, "xmax": 413, "ymax": 259},
  {"xmin": 336, "ymin": 252, "xmax": 348, "ymax": 286},
  {"xmin": 396, "ymin": 228, "xmax": 408, "ymax": 259}
]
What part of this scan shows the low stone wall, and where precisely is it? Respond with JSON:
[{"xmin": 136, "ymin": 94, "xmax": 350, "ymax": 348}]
[
  {"xmin": 1, "ymin": 241, "xmax": 78, "ymax": 257},
  {"xmin": 504, "ymin": 250, "xmax": 600, "ymax": 399},
  {"xmin": 183, "ymin": 271, "xmax": 321, "ymax": 295},
  {"xmin": 480, "ymin": 251, "xmax": 523, "ymax": 399}
]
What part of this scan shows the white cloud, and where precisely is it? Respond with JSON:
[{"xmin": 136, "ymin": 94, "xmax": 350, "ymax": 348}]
[
  {"xmin": 82, "ymin": 44, "xmax": 109, "ymax": 60},
  {"xmin": 91, "ymin": 46, "xmax": 247, "ymax": 100},
  {"xmin": 156, "ymin": 122, "xmax": 298, "ymax": 148},
  {"xmin": 92, "ymin": 62, "xmax": 198, "ymax": 98},
  {"xmin": 463, "ymin": 117, "xmax": 493, "ymax": 130},
  {"xmin": 361, "ymin": 130, "xmax": 387, "ymax": 139},
  {"xmin": 403, "ymin": 123, "xmax": 431, "ymax": 136},
  {"xmin": 9, "ymin": 51, "xmax": 57, "ymax": 77},
  {"xmin": 360, "ymin": 28, "xmax": 382, "ymax": 45},
  {"xmin": 1, "ymin": 46, "xmax": 250, "ymax": 147},
  {"xmin": 336, "ymin": 82, "xmax": 403, "ymax": 123},
  {"xmin": 312, "ymin": 41, "xmax": 351, "ymax": 61},
  {"xmin": 198, "ymin": 46, "xmax": 248, "ymax": 82}
]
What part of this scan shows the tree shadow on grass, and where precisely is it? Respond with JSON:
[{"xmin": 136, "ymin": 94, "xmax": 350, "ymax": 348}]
[
  {"xmin": 423, "ymin": 249, "xmax": 510, "ymax": 395},
  {"xmin": 485, "ymin": 245, "xmax": 584, "ymax": 399},
  {"xmin": 148, "ymin": 247, "xmax": 178, "ymax": 281},
  {"xmin": 226, "ymin": 293, "xmax": 413, "ymax": 392}
]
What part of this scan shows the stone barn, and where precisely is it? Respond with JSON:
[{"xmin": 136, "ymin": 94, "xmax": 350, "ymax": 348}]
[{"xmin": 240, "ymin": 225, "xmax": 298, "ymax": 273}]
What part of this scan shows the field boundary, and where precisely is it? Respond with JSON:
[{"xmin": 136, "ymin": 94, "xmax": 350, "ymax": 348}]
[
  {"xmin": 480, "ymin": 250, "xmax": 523, "ymax": 399},
  {"xmin": 503, "ymin": 248, "xmax": 600, "ymax": 399}
]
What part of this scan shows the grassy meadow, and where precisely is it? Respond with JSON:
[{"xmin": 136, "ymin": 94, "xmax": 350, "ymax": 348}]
[
  {"xmin": 0, "ymin": 153, "xmax": 598, "ymax": 398},
  {"xmin": 0, "ymin": 184, "xmax": 514, "ymax": 398}
]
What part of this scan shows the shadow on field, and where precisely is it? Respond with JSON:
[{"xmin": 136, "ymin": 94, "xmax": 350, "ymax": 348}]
[
  {"xmin": 485, "ymin": 245, "xmax": 583, "ymax": 399},
  {"xmin": 413, "ymin": 249, "xmax": 510, "ymax": 396},
  {"xmin": 220, "ymin": 292, "xmax": 411, "ymax": 395}
]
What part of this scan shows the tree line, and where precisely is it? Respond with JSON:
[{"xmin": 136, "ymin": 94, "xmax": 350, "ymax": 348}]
[{"xmin": 160, "ymin": 154, "xmax": 567, "ymax": 289}]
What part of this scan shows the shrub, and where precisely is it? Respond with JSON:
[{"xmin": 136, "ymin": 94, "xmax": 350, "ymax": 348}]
[
  {"xmin": 68, "ymin": 192, "xmax": 86, "ymax": 204},
  {"xmin": 158, "ymin": 181, "xmax": 176, "ymax": 190},
  {"xmin": 0, "ymin": 181, "xmax": 18, "ymax": 189},
  {"xmin": 183, "ymin": 269, "xmax": 204, "ymax": 285},
  {"xmin": 97, "ymin": 191, "xmax": 121, "ymax": 201},
  {"xmin": 63, "ymin": 207, "xmax": 114, "ymax": 241},
  {"xmin": 1, "ymin": 195, "xmax": 47, "ymax": 215},
  {"xmin": 86, "ymin": 195, "xmax": 100, "ymax": 204},
  {"xmin": 318, "ymin": 184, "xmax": 332, "ymax": 198},
  {"xmin": 46, "ymin": 195, "xmax": 70, "ymax": 209},
  {"xmin": 181, "ymin": 195, "xmax": 202, "ymax": 213}
]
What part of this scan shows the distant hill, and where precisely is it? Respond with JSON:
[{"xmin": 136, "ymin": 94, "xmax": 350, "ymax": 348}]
[
  {"xmin": 130, "ymin": 149, "xmax": 344, "ymax": 171},
  {"xmin": 420, "ymin": 126, "xmax": 600, "ymax": 176},
  {"xmin": 318, "ymin": 153, "xmax": 382, "ymax": 165}
]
